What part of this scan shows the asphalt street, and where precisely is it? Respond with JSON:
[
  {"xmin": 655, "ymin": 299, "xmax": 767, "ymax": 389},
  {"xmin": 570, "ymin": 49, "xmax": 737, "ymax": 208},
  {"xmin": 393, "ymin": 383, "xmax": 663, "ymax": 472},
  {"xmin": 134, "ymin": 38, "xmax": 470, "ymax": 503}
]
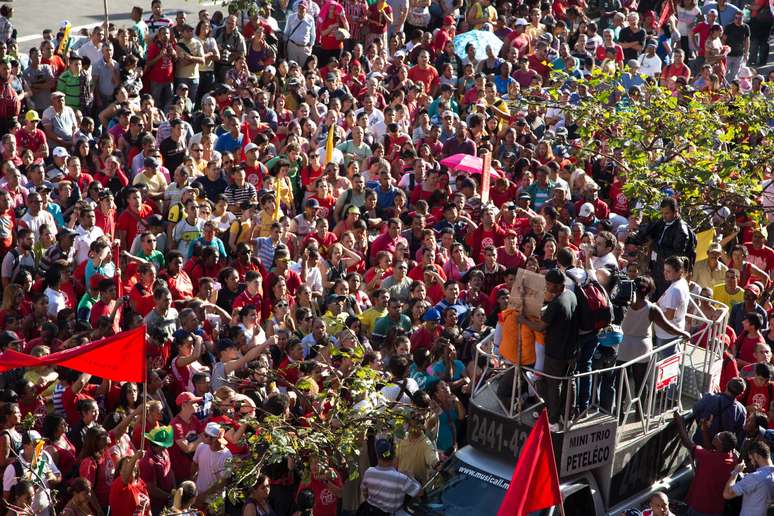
[
  {"xmin": 13, "ymin": 0, "xmax": 220, "ymax": 50},
  {"xmin": 8, "ymin": 2, "xmax": 773, "ymax": 76}
]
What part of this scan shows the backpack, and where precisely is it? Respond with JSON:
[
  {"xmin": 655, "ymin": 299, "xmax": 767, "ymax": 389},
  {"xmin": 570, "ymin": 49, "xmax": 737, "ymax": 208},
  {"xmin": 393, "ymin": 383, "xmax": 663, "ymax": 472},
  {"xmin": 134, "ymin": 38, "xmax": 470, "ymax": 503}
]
[
  {"xmin": 572, "ymin": 273, "xmax": 614, "ymax": 333},
  {"xmin": 7, "ymin": 248, "xmax": 36, "ymax": 280}
]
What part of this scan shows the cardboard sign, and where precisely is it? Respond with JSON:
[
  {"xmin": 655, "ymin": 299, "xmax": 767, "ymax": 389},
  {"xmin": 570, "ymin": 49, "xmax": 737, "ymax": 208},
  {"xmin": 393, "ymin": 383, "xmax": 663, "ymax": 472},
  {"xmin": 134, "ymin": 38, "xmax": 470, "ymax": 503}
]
[{"xmin": 509, "ymin": 269, "xmax": 546, "ymax": 320}]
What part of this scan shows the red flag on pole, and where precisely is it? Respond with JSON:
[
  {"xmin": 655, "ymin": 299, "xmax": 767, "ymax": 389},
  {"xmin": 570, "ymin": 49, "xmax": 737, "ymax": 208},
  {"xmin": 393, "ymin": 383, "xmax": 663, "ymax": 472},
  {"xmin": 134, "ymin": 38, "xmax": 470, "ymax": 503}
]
[
  {"xmin": 657, "ymin": 0, "xmax": 673, "ymax": 27},
  {"xmin": 240, "ymin": 120, "xmax": 253, "ymax": 162},
  {"xmin": 0, "ymin": 326, "xmax": 147, "ymax": 382},
  {"xmin": 497, "ymin": 409, "xmax": 562, "ymax": 516}
]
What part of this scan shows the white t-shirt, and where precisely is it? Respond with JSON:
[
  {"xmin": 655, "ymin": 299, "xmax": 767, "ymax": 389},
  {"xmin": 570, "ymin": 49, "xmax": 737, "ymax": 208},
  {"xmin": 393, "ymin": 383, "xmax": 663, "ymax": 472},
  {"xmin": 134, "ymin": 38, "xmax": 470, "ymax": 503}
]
[
  {"xmin": 655, "ymin": 278, "xmax": 689, "ymax": 339},
  {"xmin": 74, "ymin": 224, "xmax": 105, "ymax": 265},
  {"xmin": 638, "ymin": 53, "xmax": 663, "ymax": 78},
  {"xmin": 379, "ymin": 378, "xmax": 419, "ymax": 405},
  {"xmin": 192, "ymin": 443, "xmax": 232, "ymax": 494},
  {"xmin": 592, "ymin": 252, "xmax": 618, "ymax": 271},
  {"xmin": 3, "ymin": 451, "xmax": 61, "ymax": 516},
  {"xmin": 45, "ymin": 287, "xmax": 68, "ymax": 317}
]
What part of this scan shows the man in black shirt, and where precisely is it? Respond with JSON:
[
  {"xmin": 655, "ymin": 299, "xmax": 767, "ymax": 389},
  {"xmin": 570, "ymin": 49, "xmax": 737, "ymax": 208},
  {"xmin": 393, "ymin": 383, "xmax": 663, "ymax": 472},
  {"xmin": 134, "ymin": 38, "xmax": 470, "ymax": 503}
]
[
  {"xmin": 159, "ymin": 119, "xmax": 187, "ymax": 173},
  {"xmin": 520, "ymin": 268, "xmax": 578, "ymax": 429},
  {"xmin": 724, "ymin": 12, "xmax": 750, "ymax": 82},
  {"xmin": 618, "ymin": 12, "xmax": 647, "ymax": 62}
]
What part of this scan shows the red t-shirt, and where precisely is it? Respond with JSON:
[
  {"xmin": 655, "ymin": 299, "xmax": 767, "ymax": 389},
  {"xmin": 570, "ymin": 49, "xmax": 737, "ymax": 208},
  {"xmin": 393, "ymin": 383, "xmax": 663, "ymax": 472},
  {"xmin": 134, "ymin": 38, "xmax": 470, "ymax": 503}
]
[
  {"xmin": 116, "ymin": 205, "xmax": 152, "ymax": 249},
  {"xmin": 170, "ymin": 414, "xmax": 204, "ymax": 480},
  {"xmin": 496, "ymin": 247, "xmax": 526, "ymax": 270},
  {"xmin": 145, "ymin": 41, "xmax": 175, "ymax": 84},
  {"xmin": 138, "ymin": 449, "xmax": 175, "ymax": 513},
  {"xmin": 232, "ymin": 289, "xmax": 263, "ymax": 313},
  {"xmin": 528, "ymin": 54, "xmax": 551, "ymax": 81},
  {"xmin": 129, "ymin": 284, "xmax": 155, "ymax": 317},
  {"xmin": 692, "ymin": 22, "xmax": 711, "ymax": 57},
  {"xmin": 14, "ymin": 127, "xmax": 46, "ymax": 154},
  {"xmin": 319, "ymin": 2, "xmax": 346, "ymax": 50},
  {"xmin": 89, "ymin": 300, "xmax": 121, "ymax": 335},
  {"xmin": 162, "ymin": 271, "xmax": 193, "ymax": 301},
  {"xmin": 62, "ymin": 383, "xmax": 98, "ymax": 425},
  {"xmin": 297, "ymin": 476, "xmax": 343, "ymax": 516},
  {"xmin": 407, "ymin": 65, "xmax": 439, "ymax": 94},
  {"xmin": 309, "ymin": 194, "xmax": 336, "ymax": 220},
  {"xmin": 740, "ymin": 380, "xmax": 773, "ymax": 412},
  {"xmin": 745, "ymin": 243, "xmax": 774, "ymax": 274},
  {"xmin": 686, "ymin": 446, "xmax": 735, "ymax": 514},
  {"xmin": 736, "ymin": 333, "xmax": 766, "ymax": 364},
  {"xmin": 367, "ymin": 3, "xmax": 392, "ymax": 33},
  {"xmin": 80, "ymin": 450, "xmax": 116, "ymax": 508},
  {"xmin": 595, "ymin": 44, "xmax": 624, "ymax": 64},
  {"xmin": 411, "ymin": 326, "xmax": 441, "ymax": 351},
  {"xmin": 95, "ymin": 208, "xmax": 116, "ymax": 239},
  {"xmin": 109, "ymin": 477, "xmax": 152, "ymax": 516}
]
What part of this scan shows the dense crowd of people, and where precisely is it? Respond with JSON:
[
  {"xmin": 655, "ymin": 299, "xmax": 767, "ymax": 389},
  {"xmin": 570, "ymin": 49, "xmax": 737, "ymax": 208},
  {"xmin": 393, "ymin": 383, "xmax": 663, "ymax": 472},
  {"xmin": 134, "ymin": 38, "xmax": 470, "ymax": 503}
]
[{"xmin": 0, "ymin": 0, "xmax": 771, "ymax": 514}]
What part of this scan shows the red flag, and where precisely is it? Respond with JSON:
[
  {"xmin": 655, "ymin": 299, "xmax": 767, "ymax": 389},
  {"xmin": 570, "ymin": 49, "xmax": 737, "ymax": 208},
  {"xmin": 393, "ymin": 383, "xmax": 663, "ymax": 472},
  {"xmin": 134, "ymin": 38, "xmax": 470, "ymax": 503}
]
[
  {"xmin": 497, "ymin": 409, "xmax": 562, "ymax": 516},
  {"xmin": 657, "ymin": 0, "xmax": 673, "ymax": 27},
  {"xmin": 0, "ymin": 326, "xmax": 147, "ymax": 382},
  {"xmin": 240, "ymin": 121, "xmax": 253, "ymax": 162}
]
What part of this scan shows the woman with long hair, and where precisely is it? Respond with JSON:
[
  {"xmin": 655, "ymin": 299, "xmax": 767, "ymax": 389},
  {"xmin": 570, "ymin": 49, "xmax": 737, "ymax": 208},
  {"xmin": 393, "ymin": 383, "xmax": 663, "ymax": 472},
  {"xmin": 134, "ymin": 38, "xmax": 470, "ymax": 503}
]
[
  {"xmin": 242, "ymin": 473, "xmax": 276, "ymax": 516},
  {"xmin": 78, "ymin": 426, "xmax": 116, "ymax": 511},
  {"xmin": 0, "ymin": 402, "xmax": 21, "ymax": 469},
  {"xmin": 0, "ymin": 283, "xmax": 29, "ymax": 330},
  {"xmin": 42, "ymin": 413, "xmax": 78, "ymax": 484}
]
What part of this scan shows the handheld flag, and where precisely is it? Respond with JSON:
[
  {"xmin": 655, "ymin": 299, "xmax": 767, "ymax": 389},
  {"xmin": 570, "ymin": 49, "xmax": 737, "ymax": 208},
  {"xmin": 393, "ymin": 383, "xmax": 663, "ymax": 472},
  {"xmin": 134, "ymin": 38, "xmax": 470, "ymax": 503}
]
[
  {"xmin": 324, "ymin": 124, "xmax": 335, "ymax": 166},
  {"xmin": 57, "ymin": 21, "xmax": 72, "ymax": 56},
  {"xmin": 0, "ymin": 326, "xmax": 147, "ymax": 382},
  {"xmin": 497, "ymin": 409, "xmax": 562, "ymax": 516}
]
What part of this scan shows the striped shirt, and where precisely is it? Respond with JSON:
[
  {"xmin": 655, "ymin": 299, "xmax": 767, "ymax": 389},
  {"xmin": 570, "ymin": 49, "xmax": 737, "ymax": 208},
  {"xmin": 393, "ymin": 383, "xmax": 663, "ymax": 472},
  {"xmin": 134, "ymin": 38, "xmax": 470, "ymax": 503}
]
[
  {"xmin": 362, "ymin": 465, "xmax": 421, "ymax": 514},
  {"xmin": 224, "ymin": 183, "xmax": 257, "ymax": 209},
  {"xmin": 343, "ymin": 0, "xmax": 367, "ymax": 41},
  {"xmin": 145, "ymin": 15, "xmax": 172, "ymax": 38},
  {"xmin": 56, "ymin": 70, "xmax": 82, "ymax": 109}
]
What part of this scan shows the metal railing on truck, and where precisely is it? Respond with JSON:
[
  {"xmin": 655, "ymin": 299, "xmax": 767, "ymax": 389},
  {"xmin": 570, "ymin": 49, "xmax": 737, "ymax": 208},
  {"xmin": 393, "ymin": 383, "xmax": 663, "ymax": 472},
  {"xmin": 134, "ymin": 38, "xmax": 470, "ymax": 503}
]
[{"xmin": 469, "ymin": 292, "xmax": 729, "ymax": 442}]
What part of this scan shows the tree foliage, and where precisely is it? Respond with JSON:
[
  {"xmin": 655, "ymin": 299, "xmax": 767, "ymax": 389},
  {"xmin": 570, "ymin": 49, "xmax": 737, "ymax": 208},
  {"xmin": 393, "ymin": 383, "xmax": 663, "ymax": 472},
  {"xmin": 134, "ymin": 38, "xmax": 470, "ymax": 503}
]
[
  {"xmin": 550, "ymin": 69, "xmax": 774, "ymax": 229},
  {"xmin": 210, "ymin": 345, "xmax": 423, "ymax": 512}
]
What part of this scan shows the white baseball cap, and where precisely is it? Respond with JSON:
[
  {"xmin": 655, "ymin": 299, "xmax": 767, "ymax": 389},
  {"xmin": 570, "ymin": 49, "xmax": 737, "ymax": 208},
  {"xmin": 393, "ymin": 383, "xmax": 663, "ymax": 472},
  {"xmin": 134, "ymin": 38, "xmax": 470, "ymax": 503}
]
[
  {"xmin": 53, "ymin": 147, "xmax": 69, "ymax": 158},
  {"xmin": 579, "ymin": 202, "xmax": 595, "ymax": 218}
]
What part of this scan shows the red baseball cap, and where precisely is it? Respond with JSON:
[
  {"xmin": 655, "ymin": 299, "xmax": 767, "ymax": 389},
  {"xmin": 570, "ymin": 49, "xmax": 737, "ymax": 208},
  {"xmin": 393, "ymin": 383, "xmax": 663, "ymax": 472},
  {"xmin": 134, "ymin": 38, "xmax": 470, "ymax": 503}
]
[{"xmin": 176, "ymin": 392, "xmax": 204, "ymax": 406}]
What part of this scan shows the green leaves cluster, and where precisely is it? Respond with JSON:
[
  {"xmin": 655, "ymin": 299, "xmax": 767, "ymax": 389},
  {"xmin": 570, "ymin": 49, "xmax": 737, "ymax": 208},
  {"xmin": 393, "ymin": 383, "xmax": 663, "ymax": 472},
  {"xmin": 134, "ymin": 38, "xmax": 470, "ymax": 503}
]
[
  {"xmin": 548, "ymin": 70, "xmax": 774, "ymax": 229},
  {"xmin": 221, "ymin": 345, "xmax": 420, "ymax": 506}
]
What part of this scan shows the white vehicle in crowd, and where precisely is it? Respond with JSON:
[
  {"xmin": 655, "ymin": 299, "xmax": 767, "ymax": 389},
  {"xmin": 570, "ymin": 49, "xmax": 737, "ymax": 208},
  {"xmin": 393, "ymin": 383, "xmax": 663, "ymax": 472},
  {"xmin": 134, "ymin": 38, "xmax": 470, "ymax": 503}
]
[{"xmin": 405, "ymin": 292, "xmax": 728, "ymax": 515}]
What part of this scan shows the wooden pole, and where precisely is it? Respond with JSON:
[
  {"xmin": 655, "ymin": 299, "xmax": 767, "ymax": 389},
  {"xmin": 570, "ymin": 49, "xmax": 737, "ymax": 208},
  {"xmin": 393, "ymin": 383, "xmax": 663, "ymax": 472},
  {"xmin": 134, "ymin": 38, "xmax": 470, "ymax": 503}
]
[
  {"xmin": 103, "ymin": 0, "xmax": 109, "ymax": 27},
  {"xmin": 140, "ymin": 378, "xmax": 148, "ymax": 450}
]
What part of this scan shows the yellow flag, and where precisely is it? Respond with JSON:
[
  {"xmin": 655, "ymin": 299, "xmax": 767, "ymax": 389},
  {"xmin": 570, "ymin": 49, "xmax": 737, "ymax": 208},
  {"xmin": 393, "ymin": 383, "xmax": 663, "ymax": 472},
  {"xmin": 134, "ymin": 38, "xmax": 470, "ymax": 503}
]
[
  {"xmin": 57, "ymin": 22, "xmax": 72, "ymax": 56},
  {"xmin": 324, "ymin": 124, "xmax": 335, "ymax": 166},
  {"xmin": 694, "ymin": 228, "xmax": 716, "ymax": 263},
  {"xmin": 273, "ymin": 179, "xmax": 281, "ymax": 220}
]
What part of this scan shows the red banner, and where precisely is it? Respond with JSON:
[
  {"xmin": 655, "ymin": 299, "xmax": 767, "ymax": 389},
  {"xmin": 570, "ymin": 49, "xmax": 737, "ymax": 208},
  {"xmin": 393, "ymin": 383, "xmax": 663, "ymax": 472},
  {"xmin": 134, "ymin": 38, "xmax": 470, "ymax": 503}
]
[
  {"xmin": 497, "ymin": 409, "xmax": 562, "ymax": 516},
  {"xmin": 0, "ymin": 326, "xmax": 147, "ymax": 382}
]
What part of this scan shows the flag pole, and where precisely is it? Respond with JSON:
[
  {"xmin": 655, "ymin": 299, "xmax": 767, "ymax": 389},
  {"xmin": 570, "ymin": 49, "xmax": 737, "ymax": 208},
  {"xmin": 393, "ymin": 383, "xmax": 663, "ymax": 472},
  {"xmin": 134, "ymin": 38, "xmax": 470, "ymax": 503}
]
[
  {"xmin": 140, "ymin": 363, "xmax": 148, "ymax": 451},
  {"xmin": 140, "ymin": 381, "xmax": 148, "ymax": 450}
]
